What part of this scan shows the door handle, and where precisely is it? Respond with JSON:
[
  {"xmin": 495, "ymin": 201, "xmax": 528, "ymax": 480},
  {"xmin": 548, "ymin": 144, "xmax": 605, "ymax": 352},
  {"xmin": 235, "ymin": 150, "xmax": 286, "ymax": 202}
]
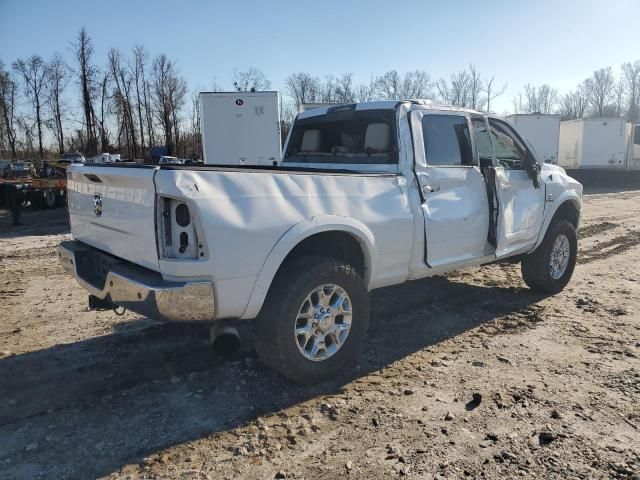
[{"xmin": 422, "ymin": 184, "xmax": 440, "ymax": 194}]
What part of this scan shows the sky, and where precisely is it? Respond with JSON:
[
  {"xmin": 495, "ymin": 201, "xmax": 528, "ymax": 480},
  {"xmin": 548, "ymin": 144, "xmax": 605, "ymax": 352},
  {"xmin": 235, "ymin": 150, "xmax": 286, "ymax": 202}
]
[{"xmin": 1, "ymin": 0, "xmax": 639, "ymax": 115}]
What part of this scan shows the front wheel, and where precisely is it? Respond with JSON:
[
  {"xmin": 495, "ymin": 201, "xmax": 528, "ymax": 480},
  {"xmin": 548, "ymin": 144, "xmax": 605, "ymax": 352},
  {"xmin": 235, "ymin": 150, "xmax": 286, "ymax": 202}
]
[
  {"xmin": 521, "ymin": 220, "xmax": 577, "ymax": 293},
  {"xmin": 254, "ymin": 256, "xmax": 370, "ymax": 384}
]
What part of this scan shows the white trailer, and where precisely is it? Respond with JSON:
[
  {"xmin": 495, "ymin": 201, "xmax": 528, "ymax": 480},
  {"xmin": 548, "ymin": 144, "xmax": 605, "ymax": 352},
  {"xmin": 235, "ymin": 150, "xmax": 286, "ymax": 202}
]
[
  {"xmin": 558, "ymin": 117, "xmax": 636, "ymax": 169},
  {"xmin": 199, "ymin": 91, "xmax": 282, "ymax": 166},
  {"xmin": 507, "ymin": 114, "xmax": 560, "ymax": 165},
  {"xmin": 625, "ymin": 122, "xmax": 640, "ymax": 170}
]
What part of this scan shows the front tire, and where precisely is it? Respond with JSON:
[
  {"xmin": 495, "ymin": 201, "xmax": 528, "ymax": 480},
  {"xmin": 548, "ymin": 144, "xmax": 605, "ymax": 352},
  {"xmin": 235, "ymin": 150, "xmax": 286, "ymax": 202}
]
[
  {"xmin": 521, "ymin": 220, "xmax": 577, "ymax": 293},
  {"xmin": 254, "ymin": 256, "xmax": 370, "ymax": 384}
]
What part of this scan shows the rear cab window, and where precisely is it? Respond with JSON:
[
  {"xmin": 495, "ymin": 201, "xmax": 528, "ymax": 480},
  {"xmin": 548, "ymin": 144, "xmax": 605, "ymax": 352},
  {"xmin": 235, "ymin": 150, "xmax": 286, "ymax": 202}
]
[
  {"xmin": 284, "ymin": 108, "xmax": 398, "ymax": 166},
  {"xmin": 422, "ymin": 114, "xmax": 475, "ymax": 166}
]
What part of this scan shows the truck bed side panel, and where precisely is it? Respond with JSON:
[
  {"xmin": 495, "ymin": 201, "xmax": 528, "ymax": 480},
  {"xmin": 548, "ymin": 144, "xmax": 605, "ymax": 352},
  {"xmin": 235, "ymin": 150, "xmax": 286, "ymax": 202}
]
[{"xmin": 154, "ymin": 169, "xmax": 414, "ymax": 318}]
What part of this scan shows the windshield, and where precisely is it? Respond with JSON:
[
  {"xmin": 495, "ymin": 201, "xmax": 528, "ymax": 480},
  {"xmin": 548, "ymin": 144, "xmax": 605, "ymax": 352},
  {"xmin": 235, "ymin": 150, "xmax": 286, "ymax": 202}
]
[{"xmin": 284, "ymin": 109, "xmax": 397, "ymax": 165}]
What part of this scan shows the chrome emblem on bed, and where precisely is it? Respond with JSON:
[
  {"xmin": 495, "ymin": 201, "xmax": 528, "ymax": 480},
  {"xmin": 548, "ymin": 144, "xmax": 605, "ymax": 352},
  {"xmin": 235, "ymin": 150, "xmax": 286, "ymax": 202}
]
[{"xmin": 93, "ymin": 193, "xmax": 102, "ymax": 217}]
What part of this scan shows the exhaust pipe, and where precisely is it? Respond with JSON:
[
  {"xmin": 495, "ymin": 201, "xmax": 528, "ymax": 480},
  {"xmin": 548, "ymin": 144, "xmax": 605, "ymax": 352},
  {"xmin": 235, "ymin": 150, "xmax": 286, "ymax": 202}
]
[{"xmin": 210, "ymin": 324, "xmax": 241, "ymax": 356}]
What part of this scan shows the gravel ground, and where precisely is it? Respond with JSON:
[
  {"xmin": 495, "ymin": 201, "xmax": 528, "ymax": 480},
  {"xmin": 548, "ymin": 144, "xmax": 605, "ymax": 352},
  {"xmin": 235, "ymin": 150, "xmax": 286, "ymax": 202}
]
[{"xmin": 0, "ymin": 191, "xmax": 639, "ymax": 480}]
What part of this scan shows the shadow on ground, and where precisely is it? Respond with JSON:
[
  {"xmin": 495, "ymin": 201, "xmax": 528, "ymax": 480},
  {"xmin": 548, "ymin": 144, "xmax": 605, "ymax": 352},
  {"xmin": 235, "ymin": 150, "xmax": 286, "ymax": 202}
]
[
  {"xmin": 0, "ymin": 275, "xmax": 547, "ymax": 479},
  {"xmin": 0, "ymin": 207, "xmax": 69, "ymax": 238}
]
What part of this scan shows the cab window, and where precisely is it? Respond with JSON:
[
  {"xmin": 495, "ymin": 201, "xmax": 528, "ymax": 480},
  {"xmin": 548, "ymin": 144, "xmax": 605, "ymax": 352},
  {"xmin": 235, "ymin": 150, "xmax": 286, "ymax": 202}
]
[
  {"xmin": 422, "ymin": 114, "xmax": 474, "ymax": 166},
  {"xmin": 488, "ymin": 119, "xmax": 527, "ymax": 170},
  {"xmin": 472, "ymin": 118, "xmax": 494, "ymax": 167}
]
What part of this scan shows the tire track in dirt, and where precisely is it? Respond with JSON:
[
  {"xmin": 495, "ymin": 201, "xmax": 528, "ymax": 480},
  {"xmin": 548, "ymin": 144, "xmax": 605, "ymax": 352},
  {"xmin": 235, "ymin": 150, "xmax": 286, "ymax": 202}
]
[
  {"xmin": 579, "ymin": 221, "xmax": 618, "ymax": 239},
  {"xmin": 0, "ymin": 245, "xmax": 57, "ymax": 261},
  {"xmin": 578, "ymin": 230, "xmax": 640, "ymax": 264}
]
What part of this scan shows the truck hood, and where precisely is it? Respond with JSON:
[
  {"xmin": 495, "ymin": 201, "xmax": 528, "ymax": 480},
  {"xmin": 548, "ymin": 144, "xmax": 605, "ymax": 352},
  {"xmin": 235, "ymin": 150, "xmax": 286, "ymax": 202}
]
[{"xmin": 540, "ymin": 163, "xmax": 567, "ymax": 176}]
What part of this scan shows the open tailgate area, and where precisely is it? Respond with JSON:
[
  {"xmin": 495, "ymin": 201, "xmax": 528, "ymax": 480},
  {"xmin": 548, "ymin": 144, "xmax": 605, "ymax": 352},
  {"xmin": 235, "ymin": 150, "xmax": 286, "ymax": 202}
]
[{"xmin": 66, "ymin": 165, "xmax": 160, "ymax": 271}]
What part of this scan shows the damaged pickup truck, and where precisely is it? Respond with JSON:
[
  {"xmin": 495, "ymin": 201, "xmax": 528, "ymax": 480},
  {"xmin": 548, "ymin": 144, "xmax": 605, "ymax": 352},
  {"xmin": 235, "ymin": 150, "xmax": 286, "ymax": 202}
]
[{"xmin": 59, "ymin": 100, "xmax": 582, "ymax": 383}]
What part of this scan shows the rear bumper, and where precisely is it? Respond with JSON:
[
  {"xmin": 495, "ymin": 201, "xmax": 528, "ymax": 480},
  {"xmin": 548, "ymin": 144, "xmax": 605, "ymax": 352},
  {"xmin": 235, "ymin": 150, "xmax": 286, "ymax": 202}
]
[{"xmin": 58, "ymin": 240, "xmax": 215, "ymax": 322}]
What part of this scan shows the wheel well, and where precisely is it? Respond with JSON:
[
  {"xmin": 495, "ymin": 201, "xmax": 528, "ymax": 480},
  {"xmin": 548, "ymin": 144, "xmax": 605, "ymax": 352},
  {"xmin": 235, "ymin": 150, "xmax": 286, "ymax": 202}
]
[
  {"xmin": 553, "ymin": 200, "xmax": 580, "ymax": 229},
  {"xmin": 279, "ymin": 231, "xmax": 366, "ymax": 279}
]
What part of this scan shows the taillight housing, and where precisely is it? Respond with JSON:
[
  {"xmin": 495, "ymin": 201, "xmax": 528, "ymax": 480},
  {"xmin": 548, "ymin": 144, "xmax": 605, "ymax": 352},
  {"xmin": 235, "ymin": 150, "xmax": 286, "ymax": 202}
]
[{"xmin": 157, "ymin": 196, "xmax": 206, "ymax": 260}]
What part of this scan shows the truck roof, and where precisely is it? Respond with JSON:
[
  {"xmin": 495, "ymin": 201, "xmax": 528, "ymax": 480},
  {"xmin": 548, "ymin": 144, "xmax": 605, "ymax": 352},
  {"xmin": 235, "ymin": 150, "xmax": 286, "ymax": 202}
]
[{"xmin": 297, "ymin": 99, "xmax": 485, "ymax": 120}]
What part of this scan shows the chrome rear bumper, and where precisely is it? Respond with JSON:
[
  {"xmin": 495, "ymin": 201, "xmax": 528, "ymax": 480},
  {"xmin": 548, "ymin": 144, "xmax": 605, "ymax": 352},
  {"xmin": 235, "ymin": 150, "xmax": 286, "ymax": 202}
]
[{"xmin": 58, "ymin": 240, "xmax": 215, "ymax": 322}]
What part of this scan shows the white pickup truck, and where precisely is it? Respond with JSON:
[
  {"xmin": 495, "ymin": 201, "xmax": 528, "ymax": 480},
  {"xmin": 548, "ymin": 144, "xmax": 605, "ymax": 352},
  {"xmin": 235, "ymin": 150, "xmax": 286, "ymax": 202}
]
[{"xmin": 59, "ymin": 100, "xmax": 582, "ymax": 383}]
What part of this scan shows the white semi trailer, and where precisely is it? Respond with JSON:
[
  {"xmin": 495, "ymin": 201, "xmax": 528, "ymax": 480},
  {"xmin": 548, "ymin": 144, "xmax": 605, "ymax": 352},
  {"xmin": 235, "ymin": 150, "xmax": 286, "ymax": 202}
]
[
  {"xmin": 199, "ymin": 91, "xmax": 282, "ymax": 166},
  {"xmin": 558, "ymin": 117, "xmax": 640, "ymax": 170},
  {"xmin": 507, "ymin": 114, "xmax": 561, "ymax": 165}
]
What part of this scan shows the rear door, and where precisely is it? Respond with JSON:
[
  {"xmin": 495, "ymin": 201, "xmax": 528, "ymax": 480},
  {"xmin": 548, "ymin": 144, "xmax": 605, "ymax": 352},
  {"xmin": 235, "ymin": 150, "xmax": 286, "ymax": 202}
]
[
  {"xmin": 486, "ymin": 118, "xmax": 545, "ymax": 257},
  {"xmin": 66, "ymin": 165, "xmax": 160, "ymax": 270},
  {"xmin": 411, "ymin": 110, "xmax": 490, "ymax": 268}
]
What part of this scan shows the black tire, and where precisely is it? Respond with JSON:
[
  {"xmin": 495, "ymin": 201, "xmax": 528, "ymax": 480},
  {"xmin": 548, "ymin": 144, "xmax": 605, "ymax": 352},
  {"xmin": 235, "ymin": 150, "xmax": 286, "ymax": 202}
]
[
  {"xmin": 521, "ymin": 220, "xmax": 577, "ymax": 293},
  {"xmin": 254, "ymin": 256, "xmax": 370, "ymax": 384}
]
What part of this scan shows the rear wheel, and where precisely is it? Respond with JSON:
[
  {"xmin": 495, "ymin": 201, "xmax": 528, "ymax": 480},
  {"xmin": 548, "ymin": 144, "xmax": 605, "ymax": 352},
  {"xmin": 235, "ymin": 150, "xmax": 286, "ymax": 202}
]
[
  {"xmin": 521, "ymin": 220, "xmax": 577, "ymax": 293},
  {"xmin": 254, "ymin": 256, "xmax": 370, "ymax": 384}
]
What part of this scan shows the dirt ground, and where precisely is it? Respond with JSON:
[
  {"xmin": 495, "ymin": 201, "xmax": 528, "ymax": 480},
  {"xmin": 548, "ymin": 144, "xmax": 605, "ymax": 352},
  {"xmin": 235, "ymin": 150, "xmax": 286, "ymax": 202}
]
[{"xmin": 1, "ymin": 190, "xmax": 639, "ymax": 480}]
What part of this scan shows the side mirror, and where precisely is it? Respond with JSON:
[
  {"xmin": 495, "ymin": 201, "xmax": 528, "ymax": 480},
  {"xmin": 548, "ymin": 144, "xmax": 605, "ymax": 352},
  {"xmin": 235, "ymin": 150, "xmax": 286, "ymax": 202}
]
[{"xmin": 524, "ymin": 150, "xmax": 541, "ymax": 188}]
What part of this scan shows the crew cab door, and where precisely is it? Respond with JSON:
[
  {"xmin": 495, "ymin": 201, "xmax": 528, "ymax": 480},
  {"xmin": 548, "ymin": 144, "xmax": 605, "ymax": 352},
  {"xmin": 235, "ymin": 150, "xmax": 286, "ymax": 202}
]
[
  {"xmin": 485, "ymin": 118, "xmax": 545, "ymax": 257},
  {"xmin": 411, "ymin": 110, "xmax": 490, "ymax": 267}
]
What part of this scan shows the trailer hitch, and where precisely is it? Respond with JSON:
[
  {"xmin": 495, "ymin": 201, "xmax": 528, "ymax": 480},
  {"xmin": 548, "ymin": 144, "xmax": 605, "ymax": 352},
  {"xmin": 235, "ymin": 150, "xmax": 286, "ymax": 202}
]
[{"xmin": 88, "ymin": 295, "xmax": 126, "ymax": 316}]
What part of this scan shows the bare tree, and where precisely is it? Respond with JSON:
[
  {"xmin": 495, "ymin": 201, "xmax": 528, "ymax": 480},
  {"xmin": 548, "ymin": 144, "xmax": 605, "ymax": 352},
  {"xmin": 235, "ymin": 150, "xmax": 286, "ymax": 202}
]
[
  {"xmin": 132, "ymin": 46, "xmax": 147, "ymax": 154},
  {"xmin": 0, "ymin": 62, "xmax": 18, "ymax": 158},
  {"xmin": 583, "ymin": 67, "xmax": 615, "ymax": 117},
  {"xmin": 13, "ymin": 55, "xmax": 47, "ymax": 158},
  {"xmin": 483, "ymin": 76, "xmax": 507, "ymax": 113},
  {"xmin": 319, "ymin": 73, "xmax": 356, "ymax": 103},
  {"xmin": 189, "ymin": 90, "xmax": 201, "ymax": 157},
  {"xmin": 613, "ymin": 78, "xmax": 625, "ymax": 117},
  {"xmin": 73, "ymin": 27, "xmax": 98, "ymax": 155},
  {"xmin": 621, "ymin": 61, "xmax": 640, "ymax": 122},
  {"xmin": 558, "ymin": 87, "xmax": 588, "ymax": 120},
  {"xmin": 108, "ymin": 48, "xmax": 137, "ymax": 158},
  {"xmin": 374, "ymin": 70, "xmax": 432, "ymax": 100},
  {"xmin": 285, "ymin": 72, "xmax": 321, "ymax": 106},
  {"xmin": 97, "ymin": 71, "xmax": 111, "ymax": 152},
  {"xmin": 437, "ymin": 70, "xmax": 474, "ymax": 107},
  {"xmin": 279, "ymin": 96, "xmax": 296, "ymax": 143},
  {"xmin": 355, "ymin": 81, "xmax": 374, "ymax": 102},
  {"xmin": 513, "ymin": 84, "xmax": 557, "ymax": 114},
  {"xmin": 45, "ymin": 52, "xmax": 69, "ymax": 155},
  {"xmin": 16, "ymin": 117, "xmax": 36, "ymax": 157},
  {"xmin": 232, "ymin": 67, "xmax": 271, "ymax": 92},
  {"xmin": 468, "ymin": 64, "xmax": 484, "ymax": 110},
  {"xmin": 143, "ymin": 79, "xmax": 155, "ymax": 149},
  {"xmin": 150, "ymin": 54, "xmax": 187, "ymax": 153}
]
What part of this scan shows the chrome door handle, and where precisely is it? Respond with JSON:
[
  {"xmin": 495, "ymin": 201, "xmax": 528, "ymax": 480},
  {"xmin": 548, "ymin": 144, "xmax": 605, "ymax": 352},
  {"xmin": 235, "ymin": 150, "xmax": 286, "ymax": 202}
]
[{"xmin": 422, "ymin": 184, "xmax": 440, "ymax": 194}]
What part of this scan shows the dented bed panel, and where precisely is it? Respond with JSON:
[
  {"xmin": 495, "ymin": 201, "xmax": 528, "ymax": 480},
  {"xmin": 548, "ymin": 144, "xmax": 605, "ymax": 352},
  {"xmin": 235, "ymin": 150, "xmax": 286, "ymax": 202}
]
[{"xmin": 154, "ymin": 169, "xmax": 414, "ymax": 318}]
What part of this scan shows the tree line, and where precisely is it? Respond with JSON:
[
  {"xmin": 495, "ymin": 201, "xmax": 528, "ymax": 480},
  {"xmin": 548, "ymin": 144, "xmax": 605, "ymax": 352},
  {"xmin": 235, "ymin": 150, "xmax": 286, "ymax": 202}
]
[
  {"xmin": 0, "ymin": 27, "xmax": 190, "ymax": 161},
  {"xmin": 1, "ymin": 27, "xmax": 639, "ymax": 161}
]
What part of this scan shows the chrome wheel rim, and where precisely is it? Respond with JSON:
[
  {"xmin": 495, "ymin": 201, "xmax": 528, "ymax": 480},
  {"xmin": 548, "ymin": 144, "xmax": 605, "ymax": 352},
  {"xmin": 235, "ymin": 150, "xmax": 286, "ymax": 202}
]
[
  {"xmin": 549, "ymin": 234, "xmax": 570, "ymax": 280},
  {"xmin": 294, "ymin": 284, "xmax": 352, "ymax": 362}
]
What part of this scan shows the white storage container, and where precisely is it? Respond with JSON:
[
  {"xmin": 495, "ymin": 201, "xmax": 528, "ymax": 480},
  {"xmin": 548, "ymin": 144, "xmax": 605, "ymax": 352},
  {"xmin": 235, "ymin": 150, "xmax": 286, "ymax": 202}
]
[{"xmin": 200, "ymin": 91, "xmax": 282, "ymax": 166}]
